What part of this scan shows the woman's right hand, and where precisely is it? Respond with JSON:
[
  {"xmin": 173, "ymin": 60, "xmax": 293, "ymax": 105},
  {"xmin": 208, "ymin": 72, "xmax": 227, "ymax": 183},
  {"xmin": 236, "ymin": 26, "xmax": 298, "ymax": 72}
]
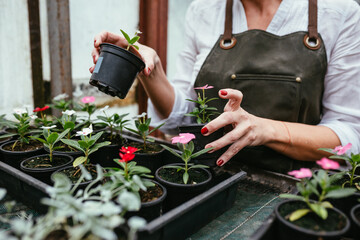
[{"xmin": 89, "ymin": 31, "xmax": 158, "ymax": 77}]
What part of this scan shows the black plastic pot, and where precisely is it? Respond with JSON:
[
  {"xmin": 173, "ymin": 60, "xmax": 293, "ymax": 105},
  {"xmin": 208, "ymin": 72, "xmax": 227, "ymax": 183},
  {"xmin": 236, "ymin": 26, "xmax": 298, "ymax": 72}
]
[
  {"xmin": 126, "ymin": 180, "xmax": 167, "ymax": 222},
  {"xmin": 91, "ymin": 143, "xmax": 122, "ymax": 168},
  {"xmin": 178, "ymin": 124, "xmax": 225, "ymax": 167},
  {"xmin": 155, "ymin": 163, "xmax": 212, "ymax": 212},
  {"xmin": 20, "ymin": 154, "xmax": 73, "ymax": 184},
  {"xmin": 132, "ymin": 147, "xmax": 165, "ymax": 174},
  {"xmin": 350, "ymin": 204, "xmax": 360, "ymax": 239},
  {"xmin": 89, "ymin": 43, "xmax": 145, "ymax": 99},
  {"xmin": 275, "ymin": 200, "xmax": 350, "ymax": 240},
  {"xmin": 0, "ymin": 140, "xmax": 45, "ymax": 168}
]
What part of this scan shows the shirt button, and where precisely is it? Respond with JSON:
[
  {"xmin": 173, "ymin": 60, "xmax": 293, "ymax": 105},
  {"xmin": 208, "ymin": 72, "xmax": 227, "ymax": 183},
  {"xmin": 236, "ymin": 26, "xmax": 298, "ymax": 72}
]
[
  {"xmin": 231, "ymin": 74, "xmax": 236, "ymax": 79},
  {"xmin": 296, "ymin": 77, "xmax": 302, "ymax": 82}
]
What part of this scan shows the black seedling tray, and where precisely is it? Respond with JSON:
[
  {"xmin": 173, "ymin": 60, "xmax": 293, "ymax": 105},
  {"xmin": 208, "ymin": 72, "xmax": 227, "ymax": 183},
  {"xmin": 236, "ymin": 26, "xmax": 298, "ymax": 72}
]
[{"xmin": 0, "ymin": 135, "xmax": 246, "ymax": 240}]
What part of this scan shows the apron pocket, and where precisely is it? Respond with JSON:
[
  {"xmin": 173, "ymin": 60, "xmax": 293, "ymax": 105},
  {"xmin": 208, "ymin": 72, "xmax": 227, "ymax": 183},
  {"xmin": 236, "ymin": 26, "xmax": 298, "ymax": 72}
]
[{"xmin": 231, "ymin": 74, "xmax": 301, "ymax": 122}]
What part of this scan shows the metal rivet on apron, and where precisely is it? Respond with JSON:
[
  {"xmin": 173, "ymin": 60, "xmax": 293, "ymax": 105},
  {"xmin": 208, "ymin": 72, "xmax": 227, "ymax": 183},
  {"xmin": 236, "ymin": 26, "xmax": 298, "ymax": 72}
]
[
  {"xmin": 296, "ymin": 77, "xmax": 302, "ymax": 82},
  {"xmin": 231, "ymin": 74, "xmax": 236, "ymax": 79}
]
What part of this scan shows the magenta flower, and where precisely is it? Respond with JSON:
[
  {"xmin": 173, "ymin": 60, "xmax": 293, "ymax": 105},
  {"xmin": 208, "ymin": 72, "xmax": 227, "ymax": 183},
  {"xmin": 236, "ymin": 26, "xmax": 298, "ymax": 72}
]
[
  {"xmin": 81, "ymin": 96, "xmax": 95, "ymax": 104},
  {"xmin": 333, "ymin": 143, "xmax": 352, "ymax": 155},
  {"xmin": 171, "ymin": 133, "xmax": 196, "ymax": 144},
  {"xmin": 288, "ymin": 168, "xmax": 312, "ymax": 179},
  {"xmin": 194, "ymin": 84, "xmax": 214, "ymax": 90},
  {"xmin": 316, "ymin": 157, "xmax": 340, "ymax": 170}
]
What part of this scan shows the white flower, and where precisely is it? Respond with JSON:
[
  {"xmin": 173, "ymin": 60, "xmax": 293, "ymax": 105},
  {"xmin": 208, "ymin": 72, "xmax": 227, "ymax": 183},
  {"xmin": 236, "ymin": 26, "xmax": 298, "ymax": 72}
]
[
  {"xmin": 133, "ymin": 112, "xmax": 147, "ymax": 119},
  {"xmin": 41, "ymin": 125, "xmax": 56, "ymax": 130},
  {"xmin": 76, "ymin": 127, "xmax": 93, "ymax": 136},
  {"xmin": 62, "ymin": 110, "xmax": 76, "ymax": 116},
  {"xmin": 99, "ymin": 105, "xmax": 109, "ymax": 112},
  {"xmin": 53, "ymin": 93, "xmax": 69, "ymax": 101},
  {"xmin": 30, "ymin": 115, "xmax": 38, "ymax": 120},
  {"xmin": 13, "ymin": 108, "xmax": 27, "ymax": 115}
]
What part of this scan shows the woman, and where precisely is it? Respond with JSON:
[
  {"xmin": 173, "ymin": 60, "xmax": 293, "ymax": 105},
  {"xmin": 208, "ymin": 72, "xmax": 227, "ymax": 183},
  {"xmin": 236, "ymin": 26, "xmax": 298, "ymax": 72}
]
[{"xmin": 90, "ymin": 0, "xmax": 360, "ymax": 173}]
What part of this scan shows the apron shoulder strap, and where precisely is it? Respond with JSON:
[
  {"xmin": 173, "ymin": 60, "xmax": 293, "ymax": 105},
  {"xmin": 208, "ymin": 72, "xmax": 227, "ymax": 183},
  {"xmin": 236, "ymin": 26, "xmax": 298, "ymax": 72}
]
[{"xmin": 221, "ymin": 0, "xmax": 322, "ymax": 50}]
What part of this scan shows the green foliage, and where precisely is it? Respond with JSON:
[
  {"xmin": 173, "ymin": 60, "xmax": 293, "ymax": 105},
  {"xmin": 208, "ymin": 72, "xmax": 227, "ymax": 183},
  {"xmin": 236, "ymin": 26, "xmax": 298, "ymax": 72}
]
[
  {"xmin": 280, "ymin": 169, "xmax": 356, "ymax": 221},
  {"xmin": 120, "ymin": 29, "xmax": 141, "ymax": 51},
  {"xmin": 97, "ymin": 110, "xmax": 129, "ymax": 141},
  {"xmin": 185, "ymin": 90, "xmax": 219, "ymax": 124}
]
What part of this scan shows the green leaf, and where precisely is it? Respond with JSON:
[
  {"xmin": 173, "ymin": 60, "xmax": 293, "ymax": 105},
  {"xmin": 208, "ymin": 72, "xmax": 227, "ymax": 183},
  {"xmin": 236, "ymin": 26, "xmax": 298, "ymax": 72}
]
[
  {"xmin": 279, "ymin": 194, "xmax": 305, "ymax": 201},
  {"xmin": 289, "ymin": 209, "xmax": 311, "ymax": 222},
  {"xmin": 30, "ymin": 136, "xmax": 47, "ymax": 144},
  {"xmin": 129, "ymin": 36, "xmax": 140, "ymax": 44},
  {"xmin": 191, "ymin": 147, "xmax": 214, "ymax": 158},
  {"xmin": 137, "ymin": 123, "xmax": 148, "ymax": 133},
  {"xmin": 78, "ymin": 140, "xmax": 89, "ymax": 149},
  {"xmin": 133, "ymin": 45, "xmax": 139, "ymax": 50},
  {"xmin": 161, "ymin": 144, "xmax": 182, "ymax": 159},
  {"xmin": 73, "ymin": 156, "xmax": 87, "ymax": 167},
  {"xmin": 55, "ymin": 128, "xmax": 70, "ymax": 143},
  {"xmin": 309, "ymin": 203, "xmax": 327, "ymax": 220},
  {"xmin": 325, "ymin": 188, "xmax": 356, "ymax": 199},
  {"xmin": 61, "ymin": 139, "xmax": 84, "ymax": 152},
  {"xmin": 189, "ymin": 164, "xmax": 209, "ymax": 169},
  {"xmin": 64, "ymin": 122, "xmax": 75, "ymax": 130},
  {"xmin": 320, "ymin": 201, "xmax": 333, "ymax": 209},
  {"xmin": 183, "ymin": 171, "xmax": 189, "ymax": 184},
  {"xmin": 125, "ymin": 127, "xmax": 140, "ymax": 135},
  {"xmin": 88, "ymin": 141, "xmax": 111, "ymax": 155},
  {"xmin": 149, "ymin": 122, "xmax": 165, "ymax": 134},
  {"xmin": 120, "ymin": 29, "xmax": 131, "ymax": 42},
  {"xmin": 90, "ymin": 131, "xmax": 103, "ymax": 142},
  {"xmin": 47, "ymin": 132, "xmax": 59, "ymax": 144}
]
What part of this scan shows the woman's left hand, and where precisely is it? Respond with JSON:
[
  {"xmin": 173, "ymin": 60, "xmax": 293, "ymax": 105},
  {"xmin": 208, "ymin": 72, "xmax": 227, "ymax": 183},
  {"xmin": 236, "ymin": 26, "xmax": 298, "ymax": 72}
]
[{"xmin": 202, "ymin": 89, "xmax": 273, "ymax": 166}]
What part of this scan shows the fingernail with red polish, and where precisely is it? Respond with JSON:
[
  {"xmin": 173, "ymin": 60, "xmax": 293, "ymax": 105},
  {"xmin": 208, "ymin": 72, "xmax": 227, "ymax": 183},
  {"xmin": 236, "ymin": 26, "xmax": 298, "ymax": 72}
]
[
  {"xmin": 201, "ymin": 127, "xmax": 208, "ymax": 135},
  {"xmin": 147, "ymin": 67, "xmax": 151, "ymax": 74},
  {"xmin": 217, "ymin": 159, "xmax": 224, "ymax": 166},
  {"xmin": 220, "ymin": 90, "xmax": 227, "ymax": 96}
]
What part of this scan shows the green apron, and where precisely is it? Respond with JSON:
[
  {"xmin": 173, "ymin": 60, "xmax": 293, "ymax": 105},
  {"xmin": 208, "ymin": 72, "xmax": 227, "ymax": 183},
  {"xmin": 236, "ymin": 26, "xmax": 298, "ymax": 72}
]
[{"xmin": 194, "ymin": 0, "xmax": 327, "ymax": 173}]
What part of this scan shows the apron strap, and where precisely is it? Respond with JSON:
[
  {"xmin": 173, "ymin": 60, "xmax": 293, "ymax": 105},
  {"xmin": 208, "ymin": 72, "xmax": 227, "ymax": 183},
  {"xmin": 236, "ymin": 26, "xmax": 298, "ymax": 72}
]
[{"xmin": 221, "ymin": 0, "xmax": 322, "ymax": 50}]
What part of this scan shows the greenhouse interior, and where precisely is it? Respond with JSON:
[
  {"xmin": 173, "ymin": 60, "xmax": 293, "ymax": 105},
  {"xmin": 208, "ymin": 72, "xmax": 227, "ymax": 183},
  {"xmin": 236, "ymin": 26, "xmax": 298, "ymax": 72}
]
[{"xmin": 0, "ymin": 0, "xmax": 360, "ymax": 239}]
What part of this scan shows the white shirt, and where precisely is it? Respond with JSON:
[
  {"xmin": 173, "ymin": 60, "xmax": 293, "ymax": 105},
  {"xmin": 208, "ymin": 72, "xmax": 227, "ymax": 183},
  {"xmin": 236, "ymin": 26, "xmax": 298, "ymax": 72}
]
[{"xmin": 148, "ymin": 0, "xmax": 360, "ymax": 153}]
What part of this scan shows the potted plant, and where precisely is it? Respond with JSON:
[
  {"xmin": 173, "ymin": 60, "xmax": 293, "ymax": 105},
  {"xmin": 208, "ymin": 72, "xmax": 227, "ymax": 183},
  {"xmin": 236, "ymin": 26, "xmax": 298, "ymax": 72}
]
[
  {"xmin": 92, "ymin": 106, "xmax": 130, "ymax": 167},
  {"xmin": 49, "ymin": 93, "xmax": 73, "ymax": 111},
  {"xmin": 106, "ymin": 146, "xmax": 167, "ymax": 221},
  {"xmin": 350, "ymin": 204, "xmax": 360, "ymax": 238},
  {"xmin": 179, "ymin": 84, "xmax": 224, "ymax": 166},
  {"xmin": 156, "ymin": 133, "xmax": 213, "ymax": 211},
  {"xmin": 55, "ymin": 126, "xmax": 111, "ymax": 185},
  {"xmin": 89, "ymin": 29, "xmax": 145, "ymax": 99},
  {"xmin": 32, "ymin": 105, "xmax": 54, "ymax": 127},
  {"xmin": 318, "ymin": 143, "xmax": 360, "ymax": 216},
  {"xmin": 277, "ymin": 158, "xmax": 355, "ymax": 240},
  {"xmin": 0, "ymin": 108, "xmax": 44, "ymax": 168},
  {"xmin": 125, "ymin": 112, "xmax": 165, "ymax": 173},
  {"xmin": 19, "ymin": 127, "xmax": 73, "ymax": 183}
]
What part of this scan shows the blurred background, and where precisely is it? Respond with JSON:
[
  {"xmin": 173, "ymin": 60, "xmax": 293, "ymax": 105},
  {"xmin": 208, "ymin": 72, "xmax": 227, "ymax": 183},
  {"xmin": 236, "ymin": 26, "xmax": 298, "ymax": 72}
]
[{"xmin": 0, "ymin": 0, "xmax": 193, "ymax": 135}]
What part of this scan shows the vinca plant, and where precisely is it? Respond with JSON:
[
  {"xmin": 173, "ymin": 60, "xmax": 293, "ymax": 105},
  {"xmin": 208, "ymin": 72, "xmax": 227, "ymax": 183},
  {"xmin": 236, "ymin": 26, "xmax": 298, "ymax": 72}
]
[{"xmin": 120, "ymin": 29, "xmax": 141, "ymax": 51}]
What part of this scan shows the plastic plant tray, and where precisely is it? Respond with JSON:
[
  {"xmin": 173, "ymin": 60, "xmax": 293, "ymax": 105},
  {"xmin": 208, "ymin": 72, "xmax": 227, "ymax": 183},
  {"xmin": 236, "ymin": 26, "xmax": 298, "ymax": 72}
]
[{"xmin": 0, "ymin": 135, "xmax": 246, "ymax": 240}]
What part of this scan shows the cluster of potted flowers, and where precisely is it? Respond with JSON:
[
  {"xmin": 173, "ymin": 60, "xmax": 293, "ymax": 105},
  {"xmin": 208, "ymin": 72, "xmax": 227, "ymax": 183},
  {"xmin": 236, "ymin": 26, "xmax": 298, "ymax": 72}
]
[{"xmin": 278, "ymin": 143, "xmax": 360, "ymax": 239}]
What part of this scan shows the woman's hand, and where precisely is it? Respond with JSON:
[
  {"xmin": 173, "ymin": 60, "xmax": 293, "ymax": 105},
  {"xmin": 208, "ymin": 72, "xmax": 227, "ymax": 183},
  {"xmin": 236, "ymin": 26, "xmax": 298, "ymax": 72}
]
[
  {"xmin": 89, "ymin": 31, "xmax": 159, "ymax": 77},
  {"xmin": 202, "ymin": 89, "xmax": 274, "ymax": 166}
]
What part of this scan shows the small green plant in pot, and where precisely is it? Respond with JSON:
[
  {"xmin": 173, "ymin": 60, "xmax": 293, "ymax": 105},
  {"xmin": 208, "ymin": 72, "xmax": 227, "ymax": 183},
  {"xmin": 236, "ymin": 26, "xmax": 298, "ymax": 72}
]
[
  {"xmin": 89, "ymin": 29, "xmax": 145, "ymax": 99},
  {"xmin": 277, "ymin": 158, "xmax": 355, "ymax": 239},
  {"xmin": 156, "ymin": 133, "xmax": 213, "ymax": 211},
  {"xmin": 59, "ymin": 125, "xmax": 111, "ymax": 182},
  {"xmin": 50, "ymin": 93, "xmax": 73, "ymax": 111}
]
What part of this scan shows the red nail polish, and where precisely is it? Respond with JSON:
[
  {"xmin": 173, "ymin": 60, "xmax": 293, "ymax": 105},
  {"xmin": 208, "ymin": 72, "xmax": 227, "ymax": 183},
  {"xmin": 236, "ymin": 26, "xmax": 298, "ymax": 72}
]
[
  {"xmin": 220, "ymin": 90, "xmax": 227, "ymax": 96},
  {"xmin": 201, "ymin": 127, "xmax": 208, "ymax": 135},
  {"xmin": 148, "ymin": 67, "xmax": 151, "ymax": 74},
  {"xmin": 217, "ymin": 160, "xmax": 224, "ymax": 166}
]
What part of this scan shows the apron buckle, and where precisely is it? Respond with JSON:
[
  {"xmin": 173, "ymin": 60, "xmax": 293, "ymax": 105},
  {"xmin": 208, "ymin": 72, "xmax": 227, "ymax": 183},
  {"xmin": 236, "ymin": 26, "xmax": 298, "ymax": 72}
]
[
  {"xmin": 303, "ymin": 34, "xmax": 321, "ymax": 50},
  {"xmin": 220, "ymin": 37, "xmax": 237, "ymax": 50}
]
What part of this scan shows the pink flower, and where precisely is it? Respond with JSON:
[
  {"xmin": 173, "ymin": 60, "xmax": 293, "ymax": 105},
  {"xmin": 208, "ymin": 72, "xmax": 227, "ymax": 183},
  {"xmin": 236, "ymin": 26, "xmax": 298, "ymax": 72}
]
[
  {"xmin": 194, "ymin": 84, "xmax": 214, "ymax": 90},
  {"xmin": 81, "ymin": 96, "xmax": 95, "ymax": 104},
  {"xmin": 333, "ymin": 143, "xmax": 352, "ymax": 155},
  {"xmin": 316, "ymin": 157, "xmax": 340, "ymax": 170},
  {"xmin": 288, "ymin": 168, "xmax": 312, "ymax": 179},
  {"xmin": 171, "ymin": 133, "xmax": 196, "ymax": 144}
]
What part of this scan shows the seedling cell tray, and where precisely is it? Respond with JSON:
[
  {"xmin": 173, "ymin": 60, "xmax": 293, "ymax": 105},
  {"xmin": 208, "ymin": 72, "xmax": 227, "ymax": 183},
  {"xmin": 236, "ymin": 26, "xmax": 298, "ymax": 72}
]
[{"xmin": 0, "ymin": 135, "xmax": 246, "ymax": 240}]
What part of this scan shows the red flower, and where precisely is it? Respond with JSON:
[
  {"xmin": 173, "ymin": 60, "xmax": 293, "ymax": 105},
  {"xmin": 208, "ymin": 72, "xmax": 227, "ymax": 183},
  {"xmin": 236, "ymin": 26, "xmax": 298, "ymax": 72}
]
[
  {"xmin": 118, "ymin": 146, "xmax": 138, "ymax": 162},
  {"xmin": 33, "ymin": 105, "xmax": 50, "ymax": 112}
]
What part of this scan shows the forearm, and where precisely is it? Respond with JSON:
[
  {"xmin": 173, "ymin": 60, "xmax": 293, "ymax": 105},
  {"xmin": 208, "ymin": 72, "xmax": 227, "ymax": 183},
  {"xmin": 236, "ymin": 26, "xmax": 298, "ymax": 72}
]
[
  {"xmin": 264, "ymin": 119, "xmax": 341, "ymax": 161},
  {"xmin": 137, "ymin": 59, "xmax": 175, "ymax": 119}
]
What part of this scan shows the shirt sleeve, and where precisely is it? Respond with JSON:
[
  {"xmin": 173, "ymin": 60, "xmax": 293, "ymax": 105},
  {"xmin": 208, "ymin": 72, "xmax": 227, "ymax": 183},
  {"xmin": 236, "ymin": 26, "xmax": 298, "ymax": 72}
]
[
  {"xmin": 319, "ymin": 1, "xmax": 360, "ymax": 154},
  {"xmin": 147, "ymin": 2, "xmax": 199, "ymax": 134}
]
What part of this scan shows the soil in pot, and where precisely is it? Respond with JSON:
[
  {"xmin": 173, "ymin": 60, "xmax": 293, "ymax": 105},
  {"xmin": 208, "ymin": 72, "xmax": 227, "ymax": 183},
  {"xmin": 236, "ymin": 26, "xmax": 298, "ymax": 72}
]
[
  {"xmin": 0, "ymin": 140, "xmax": 45, "ymax": 168},
  {"xmin": 126, "ymin": 181, "xmax": 167, "ymax": 222},
  {"xmin": 178, "ymin": 124, "xmax": 225, "ymax": 167},
  {"xmin": 21, "ymin": 154, "xmax": 73, "ymax": 184},
  {"xmin": 53, "ymin": 164, "xmax": 99, "ymax": 185},
  {"xmin": 276, "ymin": 200, "xmax": 350, "ymax": 240},
  {"xmin": 126, "ymin": 141, "xmax": 164, "ymax": 174},
  {"xmin": 155, "ymin": 164, "xmax": 212, "ymax": 212}
]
